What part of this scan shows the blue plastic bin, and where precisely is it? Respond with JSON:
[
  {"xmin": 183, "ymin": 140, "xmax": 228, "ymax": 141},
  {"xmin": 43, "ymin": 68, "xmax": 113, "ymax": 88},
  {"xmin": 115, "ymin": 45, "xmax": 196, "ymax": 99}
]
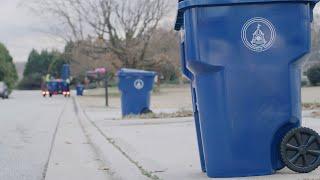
[
  {"xmin": 61, "ymin": 64, "xmax": 70, "ymax": 80},
  {"xmin": 76, "ymin": 85, "xmax": 84, "ymax": 96},
  {"xmin": 117, "ymin": 68, "xmax": 157, "ymax": 116},
  {"xmin": 175, "ymin": 0, "xmax": 319, "ymax": 178},
  {"xmin": 180, "ymin": 42, "xmax": 206, "ymax": 172}
]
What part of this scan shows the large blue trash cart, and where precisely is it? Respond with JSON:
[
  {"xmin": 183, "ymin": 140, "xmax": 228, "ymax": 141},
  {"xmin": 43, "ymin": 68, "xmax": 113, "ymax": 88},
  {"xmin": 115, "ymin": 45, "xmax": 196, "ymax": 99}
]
[
  {"xmin": 117, "ymin": 68, "xmax": 157, "ymax": 116},
  {"xmin": 175, "ymin": 0, "xmax": 320, "ymax": 178}
]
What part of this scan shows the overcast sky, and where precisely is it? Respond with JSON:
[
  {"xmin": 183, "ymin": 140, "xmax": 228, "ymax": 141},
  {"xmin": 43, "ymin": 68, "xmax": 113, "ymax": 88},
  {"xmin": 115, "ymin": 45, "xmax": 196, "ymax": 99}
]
[
  {"xmin": 1, "ymin": 0, "xmax": 64, "ymax": 62},
  {"xmin": 0, "ymin": 0, "xmax": 177, "ymax": 63},
  {"xmin": 1, "ymin": 0, "xmax": 319, "ymax": 63}
]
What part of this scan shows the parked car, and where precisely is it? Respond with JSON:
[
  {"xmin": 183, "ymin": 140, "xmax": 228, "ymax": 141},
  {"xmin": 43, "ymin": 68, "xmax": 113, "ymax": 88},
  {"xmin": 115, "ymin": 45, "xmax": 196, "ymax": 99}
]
[{"xmin": 0, "ymin": 82, "xmax": 9, "ymax": 99}]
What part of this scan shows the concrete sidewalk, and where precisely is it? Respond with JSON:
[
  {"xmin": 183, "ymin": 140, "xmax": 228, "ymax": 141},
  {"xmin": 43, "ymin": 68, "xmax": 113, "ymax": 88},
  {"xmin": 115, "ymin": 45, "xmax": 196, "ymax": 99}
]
[
  {"xmin": 77, "ymin": 96, "xmax": 320, "ymax": 180},
  {"xmin": 45, "ymin": 99, "xmax": 110, "ymax": 180}
]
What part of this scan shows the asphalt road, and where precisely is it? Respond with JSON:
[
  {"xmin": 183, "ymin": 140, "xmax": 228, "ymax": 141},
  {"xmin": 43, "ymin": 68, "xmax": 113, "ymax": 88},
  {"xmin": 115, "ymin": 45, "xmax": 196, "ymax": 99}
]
[{"xmin": 0, "ymin": 91, "xmax": 67, "ymax": 180}]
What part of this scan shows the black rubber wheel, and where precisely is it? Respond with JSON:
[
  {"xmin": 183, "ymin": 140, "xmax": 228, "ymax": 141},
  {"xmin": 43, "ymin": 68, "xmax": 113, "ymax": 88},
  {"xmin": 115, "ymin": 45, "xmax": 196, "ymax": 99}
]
[
  {"xmin": 141, "ymin": 108, "xmax": 152, "ymax": 114},
  {"xmin": 280, "ymin": 127, "xmax": 320, "ymax": 173}
]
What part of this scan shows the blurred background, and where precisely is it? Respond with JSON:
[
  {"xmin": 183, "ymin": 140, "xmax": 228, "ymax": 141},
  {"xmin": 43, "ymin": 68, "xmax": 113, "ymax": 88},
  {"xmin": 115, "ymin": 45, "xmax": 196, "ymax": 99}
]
[
  {"xmin": 1, "ymin": 1, "xmax": 320, "ymax": 90},
  {"xmin": 1, "ymin": 0, "xmax": 180, "ymax": 91}
]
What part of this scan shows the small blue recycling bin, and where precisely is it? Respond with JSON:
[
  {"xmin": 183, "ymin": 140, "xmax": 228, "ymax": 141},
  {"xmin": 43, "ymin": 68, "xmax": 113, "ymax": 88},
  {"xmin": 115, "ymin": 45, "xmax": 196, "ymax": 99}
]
[
  {"xmin": 175, "ymin": 0, "xmax": 320, "ymax": 178},
  {"xmin": 76, "ymin": 84, "xmax": 84, "ymax": 96},
  {"xmin": 117, "ymin": 68, "xmax": 157, "ymax": 116},
  {"xmin": 180, "ymin": 42, "xmax": 206, "ymax": 173}
]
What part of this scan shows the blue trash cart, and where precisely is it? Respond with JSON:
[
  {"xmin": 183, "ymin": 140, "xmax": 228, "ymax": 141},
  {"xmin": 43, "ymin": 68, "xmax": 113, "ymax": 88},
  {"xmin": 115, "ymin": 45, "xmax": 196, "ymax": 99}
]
[
  {"xmin": 117, "ymin": 68, "xmax": 157, "ymax": 116},
  {"xmin": 76, "ymin": 84, "xmax": 84, "ymax": 96},
  {"xmin": 175, "ymin": 0, "xmax": 320, "ymax": 178}
]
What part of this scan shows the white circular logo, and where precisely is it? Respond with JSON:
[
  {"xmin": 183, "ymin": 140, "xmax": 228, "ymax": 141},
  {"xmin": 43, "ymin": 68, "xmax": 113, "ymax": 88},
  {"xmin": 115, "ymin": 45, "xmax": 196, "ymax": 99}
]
[
  {"xmin": 241, "ymin": 17, "xmax": 276, "ymax": 52},
  {"xmin": 134, "ymin": 79, "xmax": 144, "ymax": 90}
]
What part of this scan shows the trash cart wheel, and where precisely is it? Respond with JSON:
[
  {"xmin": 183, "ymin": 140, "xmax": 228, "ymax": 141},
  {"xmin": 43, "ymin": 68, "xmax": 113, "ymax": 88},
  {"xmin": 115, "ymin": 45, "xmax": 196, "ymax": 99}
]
[
  {"xmin": 141, "ymin": 108, "xmax": 152, "ymax": 114},
  {"xmin": 280, "ymin": 127, "xmax": 320, "ymax": 173}
]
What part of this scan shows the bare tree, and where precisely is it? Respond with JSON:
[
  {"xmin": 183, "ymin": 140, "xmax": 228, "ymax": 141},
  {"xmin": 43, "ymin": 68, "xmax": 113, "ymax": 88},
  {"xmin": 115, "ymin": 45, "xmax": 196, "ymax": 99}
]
[
  {"xmin": 22, "ymin": 0, "xmax": 86, "ymax": 42},
  {"xmin": 64, "ymin": 39, "xmax": 120, "ymax": 77},
  {"xmin": 24, "ymin": 0, "xmax": 170, "ymax": 70},
  {"xmin": 304, "ymin": 11, "xmax": 320, "ymax": 72},
  {"xmin": 147, "ymin": 28, "xmax": 181, "ymax": 81}
]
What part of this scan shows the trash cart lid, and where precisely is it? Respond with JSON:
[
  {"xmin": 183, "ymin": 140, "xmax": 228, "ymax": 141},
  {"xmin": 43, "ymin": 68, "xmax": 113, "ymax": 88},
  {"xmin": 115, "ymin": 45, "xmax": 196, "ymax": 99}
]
[
  {"xmin": 117, "ymin": 68, "xmax": 157, "ymax": 77},
  {"xmin": 174, "ymin": 0, "xmax": 319, "ymax": 30}
]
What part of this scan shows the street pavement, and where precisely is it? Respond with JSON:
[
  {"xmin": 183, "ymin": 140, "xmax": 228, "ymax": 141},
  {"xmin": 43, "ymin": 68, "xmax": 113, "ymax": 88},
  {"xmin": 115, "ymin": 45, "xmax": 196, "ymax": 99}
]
[
  {"xmin": 0, "ymin": 91, "xmax": 67, "ymax": 180},
  {"xmin": 1, "ymin": 90, "xmax": 320, "ymax": 180},
  {"xmin": 0, "ymin": 91, "xmax": 109, "ymax": 180}
]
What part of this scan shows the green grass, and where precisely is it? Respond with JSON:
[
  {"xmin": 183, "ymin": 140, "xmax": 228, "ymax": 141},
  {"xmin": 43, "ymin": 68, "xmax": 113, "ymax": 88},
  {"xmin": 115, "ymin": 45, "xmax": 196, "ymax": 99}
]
[
  {"xmin": 84, "ymin": 87, "xmax": 120, "ymax": 97},
  {"xmin": 84, "ymin": 85, "xmax": 170, "ymax": 98}
]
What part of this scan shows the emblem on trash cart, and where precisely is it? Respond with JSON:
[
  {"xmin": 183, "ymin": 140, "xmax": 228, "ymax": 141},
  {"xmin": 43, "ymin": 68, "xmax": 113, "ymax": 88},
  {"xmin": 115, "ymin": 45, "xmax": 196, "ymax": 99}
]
[
  {"xmin": 241, "ymin": 17, "xmax": 276, "ymax": 52},
  {"xmin": 134, "ymin": 79, "xmax": 144, "ymax": 90}
]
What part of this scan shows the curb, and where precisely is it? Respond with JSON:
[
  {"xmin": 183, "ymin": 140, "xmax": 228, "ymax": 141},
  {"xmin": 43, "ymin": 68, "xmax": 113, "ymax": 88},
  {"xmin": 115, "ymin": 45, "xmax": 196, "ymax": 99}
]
[{"xmin": 73, "ymin": 97, "xmax": 156, "ymax": 180}]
